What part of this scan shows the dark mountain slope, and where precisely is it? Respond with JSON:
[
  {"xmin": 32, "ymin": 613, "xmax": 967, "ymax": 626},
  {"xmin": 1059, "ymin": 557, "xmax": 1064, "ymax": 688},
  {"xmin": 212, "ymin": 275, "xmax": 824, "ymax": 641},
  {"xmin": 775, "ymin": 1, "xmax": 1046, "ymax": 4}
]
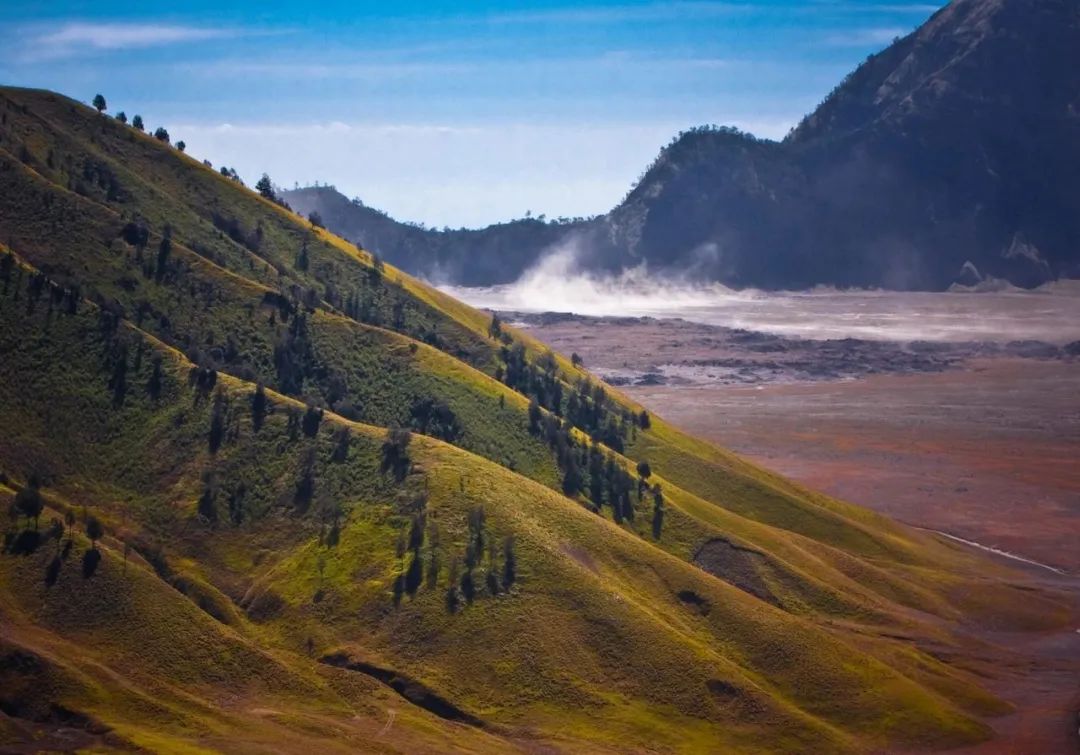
[
  {"xmin": 285, "ymin": 186, "xmax": 585, "ymax": 285},
  {"xmin": 292, "ymin": 0, "xmax": 1080, "ymax": 290}
]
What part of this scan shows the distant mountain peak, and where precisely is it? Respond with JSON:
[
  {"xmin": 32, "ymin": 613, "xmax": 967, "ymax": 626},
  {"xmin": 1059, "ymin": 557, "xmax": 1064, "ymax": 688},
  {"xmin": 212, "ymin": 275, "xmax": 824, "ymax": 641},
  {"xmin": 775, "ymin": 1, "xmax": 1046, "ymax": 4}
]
[{"xmin": 288, "ymin": 0, "xmax": 1080, "ymax": 290}]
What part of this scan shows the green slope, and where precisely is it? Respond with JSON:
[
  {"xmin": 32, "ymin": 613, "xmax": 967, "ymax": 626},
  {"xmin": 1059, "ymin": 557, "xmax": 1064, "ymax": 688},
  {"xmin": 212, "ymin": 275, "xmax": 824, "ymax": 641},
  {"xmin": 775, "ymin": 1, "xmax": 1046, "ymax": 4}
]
[{"xmin": 0, "ymin": 86, "xmax": 1071, "ymax": 753}]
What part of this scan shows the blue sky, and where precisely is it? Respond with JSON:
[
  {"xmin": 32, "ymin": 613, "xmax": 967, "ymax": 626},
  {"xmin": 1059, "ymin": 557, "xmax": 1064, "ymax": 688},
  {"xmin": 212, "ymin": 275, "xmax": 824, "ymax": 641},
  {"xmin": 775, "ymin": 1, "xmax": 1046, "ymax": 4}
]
[{"xmin": 1, "ymin": 1, "xmax": 943, "ymax": 227}]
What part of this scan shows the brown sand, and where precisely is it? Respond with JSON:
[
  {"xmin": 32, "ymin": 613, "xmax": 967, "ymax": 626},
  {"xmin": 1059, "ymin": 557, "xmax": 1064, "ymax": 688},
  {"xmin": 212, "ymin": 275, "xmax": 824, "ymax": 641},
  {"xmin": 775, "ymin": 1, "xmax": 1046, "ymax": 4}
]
[{"xmin": 519, "ymin": 316, "xmax": 1080, "ymax": 754}]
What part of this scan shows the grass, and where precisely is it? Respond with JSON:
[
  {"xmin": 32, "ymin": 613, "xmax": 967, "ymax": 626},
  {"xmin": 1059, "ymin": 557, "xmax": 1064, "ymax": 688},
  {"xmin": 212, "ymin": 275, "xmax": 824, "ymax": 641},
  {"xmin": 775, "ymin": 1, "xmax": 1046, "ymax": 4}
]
[{"xmin": 0, "ymin": 85, "xmax": 1073, "ymax": 753}]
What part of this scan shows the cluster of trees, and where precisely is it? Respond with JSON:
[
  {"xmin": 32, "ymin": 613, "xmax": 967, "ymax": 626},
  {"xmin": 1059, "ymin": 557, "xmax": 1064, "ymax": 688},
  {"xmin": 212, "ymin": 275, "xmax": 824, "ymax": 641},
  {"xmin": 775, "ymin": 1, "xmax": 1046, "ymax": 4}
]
[
  {"xmin": 487, "ymin": 314, "xmax": 663, "ymax": 530},
  {"xmin": 273, "ymin": 312, "xmax": 317, "ymax": 396},
  {"xmin": 118, "ymin": 220, "xmax": 179, "ymax": 283},
  {"xmin": 94, "ymin": 93, "xmax": 186, "ymax": 157},
  {"xmin": 493, "ymin": 318, "xmax": 645, "ymax": 453},
  {"xmin": 4, "ymin": 475, "xmax": 107, "ymax": 580},
  {"xmin": 444, "ymin": 505, "xmax": 516, "ymax": 613},
  {"xmin": 409, "ymin": 397, "xmax": 462, "ymax": 443},
  {"xmin": 5, "ymin": 261, "xmax": 82, "ymax": 320},
  {"xmin": 219, "ymin": 166, "xmax": 244, "ymax": 185},
  {"xmin": 255, "ymin": 173, "xmax": 293, "ymax": 211},
  {"xmin": 393, "ymin": 498, "xmax": 431, "ymax": 604},
  {"xmin": 526, "ymin": 402, "xmax": 660, "ymax": 532},
  {"xmin": 211, "ymin": 212, "xmax": 264, "ymax": 255},
  {"xmin": 386, "ymin": 493, "xmax": 518, "ymax": 611}
]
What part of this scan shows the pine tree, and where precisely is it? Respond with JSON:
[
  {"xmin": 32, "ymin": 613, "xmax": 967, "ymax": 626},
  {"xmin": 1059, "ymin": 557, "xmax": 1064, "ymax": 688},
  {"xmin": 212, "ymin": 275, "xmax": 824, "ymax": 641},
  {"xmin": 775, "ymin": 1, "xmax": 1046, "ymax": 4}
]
[
  {"xmin": 251, "ymin": 383, "xmax": 267, "ymax": 431},
  {"xmin": 255, "ymin": 174, "xmax": 275, "ymax": 200},
  {"xmin": 502, "ymin": 536, "xmax": 517, "ymax": 587},
  {"xmin": 86, "ymin": 515, "xmax": 104, "ymax": 547},
  {"xmin": 405, "ymin": 551, "xmax": 424, "ymax": 596},
  {"xmin": 14, "ymin": 477, "xmax": 43, "ymax": 529},
  {"xmin": 651, "ymin": 485, "xmax": 665, "ymax": 540},
  {"xmin": 155, "ymin": 226, "xmax": 172, "ymax": 282}
]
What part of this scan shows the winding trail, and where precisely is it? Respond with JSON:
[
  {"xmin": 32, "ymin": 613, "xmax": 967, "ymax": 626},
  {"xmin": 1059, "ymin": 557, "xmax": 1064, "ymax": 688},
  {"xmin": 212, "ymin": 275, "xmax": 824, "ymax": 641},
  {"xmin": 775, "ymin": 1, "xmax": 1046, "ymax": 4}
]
[{"xmin": 919, "ymin": 527, "xmax": 1070, "ymax": 576}]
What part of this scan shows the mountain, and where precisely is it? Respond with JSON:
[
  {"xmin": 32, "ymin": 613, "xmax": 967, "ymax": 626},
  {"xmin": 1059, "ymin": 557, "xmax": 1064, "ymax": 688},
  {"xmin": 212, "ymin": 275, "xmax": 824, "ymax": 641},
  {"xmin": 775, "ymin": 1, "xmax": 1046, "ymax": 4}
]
[
  {"xmin": 0, "ymin": 85, "xmax": 1072, "ymax": 753},
  {"xmin": 284, "ymin": 186, "xmax": 585, "ymax": 286},
  {"xmin": 288, "ymin": 0, "xmax": 1080, "ymax": 290}
]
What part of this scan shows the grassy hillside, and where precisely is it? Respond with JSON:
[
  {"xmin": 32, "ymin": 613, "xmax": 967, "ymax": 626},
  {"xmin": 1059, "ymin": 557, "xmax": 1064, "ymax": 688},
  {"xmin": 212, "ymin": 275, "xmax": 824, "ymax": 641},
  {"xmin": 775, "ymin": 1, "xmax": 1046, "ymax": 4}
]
[{"xmin": 0, "ymin": 86, "xmax": 1071, "ymax": 753}]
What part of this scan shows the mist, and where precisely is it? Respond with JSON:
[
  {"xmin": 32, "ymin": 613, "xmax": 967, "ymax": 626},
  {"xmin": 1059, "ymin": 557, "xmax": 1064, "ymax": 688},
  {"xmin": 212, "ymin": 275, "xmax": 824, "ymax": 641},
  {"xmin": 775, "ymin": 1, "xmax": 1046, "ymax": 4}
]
[{"xmin": 440, "ymin": 244, "xmax": 1080, "ymax": 344}]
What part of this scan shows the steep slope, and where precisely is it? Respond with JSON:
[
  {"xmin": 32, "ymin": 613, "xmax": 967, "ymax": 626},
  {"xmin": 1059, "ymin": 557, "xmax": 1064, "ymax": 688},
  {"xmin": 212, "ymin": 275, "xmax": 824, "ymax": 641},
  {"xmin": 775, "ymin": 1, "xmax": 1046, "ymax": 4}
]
[
  {"xmin": 290, "ymin": 0, "xmax": 1080, "ymax": 290},
  {"xmin": 0, "ymin": 86, "xmax": 1073, "ymax": 752},
  {"xmin": 580, "ymin": 0, "xmax": 1080, "ymax": 289}
]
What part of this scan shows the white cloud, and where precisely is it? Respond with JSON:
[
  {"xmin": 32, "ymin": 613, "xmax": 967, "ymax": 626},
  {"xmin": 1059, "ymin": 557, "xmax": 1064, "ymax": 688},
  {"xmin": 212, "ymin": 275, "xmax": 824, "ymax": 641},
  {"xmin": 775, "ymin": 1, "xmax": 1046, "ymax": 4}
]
[
  {"xmin": 184, "ymin": 51, "xmax": 733, "ymax": 83},
  {"xmin": 186, "ymin": 59, "xmax": 478, "ymax": 81},
  {"xmin": 25, "ymin": 22, "xmax": 236, "ymax": 61}
]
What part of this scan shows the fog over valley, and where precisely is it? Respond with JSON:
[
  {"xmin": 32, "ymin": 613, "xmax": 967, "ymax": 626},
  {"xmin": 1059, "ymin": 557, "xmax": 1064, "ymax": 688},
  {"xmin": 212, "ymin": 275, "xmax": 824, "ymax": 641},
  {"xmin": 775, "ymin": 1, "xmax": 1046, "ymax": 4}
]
[{"xmin": 442, "ymin": 247, "xmax": 1080, "ymax": 344}]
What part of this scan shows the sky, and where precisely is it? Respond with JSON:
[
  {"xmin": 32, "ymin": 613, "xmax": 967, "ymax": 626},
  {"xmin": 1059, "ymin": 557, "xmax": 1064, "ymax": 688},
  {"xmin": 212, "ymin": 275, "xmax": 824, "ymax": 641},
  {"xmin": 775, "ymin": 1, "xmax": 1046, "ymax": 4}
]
[{"xmin": 1, "ymin": 1, "xmax": 944, "ymax": 227}]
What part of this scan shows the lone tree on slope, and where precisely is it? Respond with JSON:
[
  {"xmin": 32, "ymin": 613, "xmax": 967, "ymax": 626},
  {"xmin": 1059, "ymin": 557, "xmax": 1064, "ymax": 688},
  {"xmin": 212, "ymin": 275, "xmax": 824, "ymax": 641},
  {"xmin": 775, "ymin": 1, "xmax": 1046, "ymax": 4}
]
[
  {"xmin": 256, "ymin": 174, "xmax": 276, "ymax": 200},
  {"xmin": 92, "ymin": 94, "xmax": 107, "ymax": 113},
  {"xmin": 14, "ymin": 476, "xmax": 44, "ymax": 530},
  {"xmin": 86, "ymin": 514, "xmax": 104, "ymax": 548}
]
